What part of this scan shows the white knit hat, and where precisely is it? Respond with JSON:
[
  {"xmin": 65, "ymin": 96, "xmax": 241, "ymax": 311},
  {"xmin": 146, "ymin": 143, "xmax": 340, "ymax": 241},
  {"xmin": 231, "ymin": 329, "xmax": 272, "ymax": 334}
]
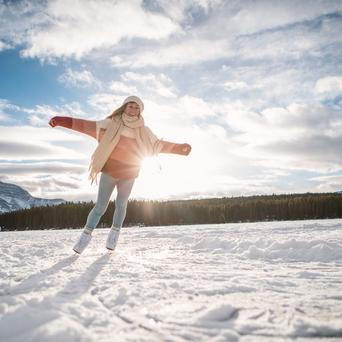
[{"xmin": 122, "ymin": 96, "xmax": 144, "ymax": 113}]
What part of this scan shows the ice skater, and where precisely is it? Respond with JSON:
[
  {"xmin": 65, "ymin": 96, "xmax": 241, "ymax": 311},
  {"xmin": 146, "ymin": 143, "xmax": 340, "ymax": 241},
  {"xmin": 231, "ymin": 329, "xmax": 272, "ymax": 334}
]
[{"xmin": 49, "ymin": 96, "xmax": 191, "ymax": 254}]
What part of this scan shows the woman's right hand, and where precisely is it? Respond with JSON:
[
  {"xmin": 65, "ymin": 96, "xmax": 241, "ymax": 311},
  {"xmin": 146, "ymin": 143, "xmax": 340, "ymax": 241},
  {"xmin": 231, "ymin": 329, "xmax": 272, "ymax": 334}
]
[
  {"xmin": 49, "ymin": 116, "xmax": 58, "ymax": 127},
  {"xmin": 48, "ymin": 116, "xmax": 73, "ymax": 129}
]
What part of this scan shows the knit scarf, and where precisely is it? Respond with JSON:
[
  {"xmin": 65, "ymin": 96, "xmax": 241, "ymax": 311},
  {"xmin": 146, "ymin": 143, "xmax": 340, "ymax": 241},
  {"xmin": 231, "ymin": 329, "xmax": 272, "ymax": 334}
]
[{"xmin": 88, "ymin": 112, "xmax": 162, "ymax": 184}]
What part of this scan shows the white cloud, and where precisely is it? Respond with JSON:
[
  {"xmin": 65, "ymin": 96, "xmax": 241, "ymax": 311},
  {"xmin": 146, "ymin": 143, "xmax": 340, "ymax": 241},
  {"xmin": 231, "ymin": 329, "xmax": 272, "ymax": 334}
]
[
  {"xmin": 0, "ymin": 139, "xmax": 84, "ymax": 161},
  {"xmin": 0, "ymin": 162, "xmax": 86, "ymax": 176},
  {"xmin": 0, "ymin": 113, "xmax": 9, "ymax": 121},
  {"xmin": 110, "ymin": 56, "xmax": 133, "ymax": 68},
  {"xmin": 0, "ymin": 124, "xmax": 96, "ymax": 161},
  {"xmin": 177, "ymin": 95, "xmax": 216, "ymax": 118},
  {"xmin": 223, "ymin": 81, "xmax": 249, "ymax": 91},
  {"xmin": 234, "ymin": 15, "xmax": 342, "ymax": 62},
  {"xmin": 0, "ymin": 119, "xmax": 99, "ymax": 200},
  {"xmin": 109, "ymin": 81, "xmax": 138, "ymax": 95},
  {"xmin": 87, "ymin": 93, "xmax": 125, "ymax": 117},
  {"xmin": 206, "ymin": 123, "xmax": 227, "ymax": 140},
  {"xmin": 89, "ymin": 74, "xmax": 178, "ymax": 116},
  {"xmin": 19, "ymin": 0, "xmax": 180, "ymax": 60},
  {"xmin": 261, "ymin": 103, "xmax": 339, "ymax": 134},
  {"xmin": 23, "ymin": 102, "xmax": 86, "ymax": 126},
  {"xmin": 122, "ymin": 72, "xmax": 178, "ymax": 98},
  {"xmin": 0, "ymin": 99, "xmax": 21, "ymax": 122},
  {"xmin": 0, "ymin": 170, "xmax": 95, "ymax": 201},
  {"xmin": 219, "ymin": 102, "xmax": 342, "ymax": 172},
  {"xmin": 1, "ymin": 0, "xmax": 340, "ymax": 71},
  {"xmin": 0, "ymin": 1, "xmax": 46, "ymax": 47},
  {"xmin": 315, "ymin": 76, "xmax": 342, "ymax": 94},
  {"xmin": 217, "ymin": 64, "xmax": 336, "ymax": 112},
  {"xmin": 154, "ymin": 0, "xmax": 224, "ymax": 23},
  {"xmin": 0, "ymin": 40, "xmax": 11, "ymax": 51},
  {"xmin": 228, "ymin": 0, "xmax": 342, "ymax": 36},
  {"xmin": 309, "ymin": 174, "xmax": 342, "ymax": 193},
  {"xmin": 107, "ymin": 0, "xmax": 342, "ymax": 68},
  {"xmin": 58, "ymin": 68, "xmax": 100, "ymax": 88},
  {"xmin": 126, "ymin": 38, "xmax": 231, "ymax": 68}
]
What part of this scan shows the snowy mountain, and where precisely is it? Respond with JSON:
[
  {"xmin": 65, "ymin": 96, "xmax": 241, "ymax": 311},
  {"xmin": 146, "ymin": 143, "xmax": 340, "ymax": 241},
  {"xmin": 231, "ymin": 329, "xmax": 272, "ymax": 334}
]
[{"xmin": 0, "ymin": 180, "xmax": 65, "ymax": 213}]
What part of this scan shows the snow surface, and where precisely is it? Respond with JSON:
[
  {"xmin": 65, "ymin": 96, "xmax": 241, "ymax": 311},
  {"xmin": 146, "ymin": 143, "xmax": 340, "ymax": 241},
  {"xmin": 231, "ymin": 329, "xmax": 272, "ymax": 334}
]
[{"xmin": 1, "ymin": 219, "xmax": 342, "ymax": 341}]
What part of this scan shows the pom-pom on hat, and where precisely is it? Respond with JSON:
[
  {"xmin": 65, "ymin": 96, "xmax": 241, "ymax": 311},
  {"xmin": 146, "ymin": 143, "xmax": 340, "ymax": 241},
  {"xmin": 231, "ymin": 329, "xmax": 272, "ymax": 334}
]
[{"xmin": 122, "ymin": 96, "xmax": 144, "ymax": 113}]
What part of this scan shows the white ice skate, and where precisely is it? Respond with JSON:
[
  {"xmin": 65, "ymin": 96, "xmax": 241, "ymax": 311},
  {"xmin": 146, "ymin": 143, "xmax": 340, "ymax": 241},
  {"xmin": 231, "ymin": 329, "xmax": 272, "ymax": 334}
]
[
  {"xmin": 106, "ymin": 227, "xmax": 121, "ymax": 251},
  {"xmin": 73, "ymin": 232, "xmax": 92, "ymax": 254}
]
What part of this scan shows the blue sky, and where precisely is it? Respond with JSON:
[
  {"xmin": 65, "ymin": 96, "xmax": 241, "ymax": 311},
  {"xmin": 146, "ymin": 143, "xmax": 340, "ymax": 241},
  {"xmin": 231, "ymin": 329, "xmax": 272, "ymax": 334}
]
[{"xmin": 0, "ymin": 0, "xmax": 342, "ymax": 201}]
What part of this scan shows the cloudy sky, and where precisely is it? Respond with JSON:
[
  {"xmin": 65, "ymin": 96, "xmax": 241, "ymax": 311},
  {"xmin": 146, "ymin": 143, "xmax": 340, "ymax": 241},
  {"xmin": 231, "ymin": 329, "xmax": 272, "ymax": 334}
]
[{"xmin": 1, "ymin": 0, "xmax": 342, "ymax": 202}]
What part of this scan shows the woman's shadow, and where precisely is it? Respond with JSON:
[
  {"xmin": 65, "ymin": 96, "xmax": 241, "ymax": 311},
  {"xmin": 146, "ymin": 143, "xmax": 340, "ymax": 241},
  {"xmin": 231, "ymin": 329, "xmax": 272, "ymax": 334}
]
[
  {"xmin": 2, "ymin": 252, "xmax": 111, "ymax": 299},
  {"xmin": 1, "ymin": 254, "xmax": 79, "ymax": 296},
  {"xmin": 55, "ymin": 253, "xmax": 111, "ymax": 301},
  {"xmin": 0, "ymin": 253, "xmax": 113, "ymax": 341}
]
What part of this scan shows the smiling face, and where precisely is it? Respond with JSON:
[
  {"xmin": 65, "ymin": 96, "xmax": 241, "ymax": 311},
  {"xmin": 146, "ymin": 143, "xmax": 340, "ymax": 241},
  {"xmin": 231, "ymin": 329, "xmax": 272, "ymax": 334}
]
[{"xmin": 124, "ymin": 102, "xmax": 140, "ymax": 117}]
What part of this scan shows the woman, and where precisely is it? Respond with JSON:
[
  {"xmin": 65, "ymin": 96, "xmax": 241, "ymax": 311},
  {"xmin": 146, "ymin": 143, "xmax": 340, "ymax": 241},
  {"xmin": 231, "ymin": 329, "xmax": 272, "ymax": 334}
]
[{"xmin": 49, "ymin": 96, "xmax": 191, "ymax": 254}]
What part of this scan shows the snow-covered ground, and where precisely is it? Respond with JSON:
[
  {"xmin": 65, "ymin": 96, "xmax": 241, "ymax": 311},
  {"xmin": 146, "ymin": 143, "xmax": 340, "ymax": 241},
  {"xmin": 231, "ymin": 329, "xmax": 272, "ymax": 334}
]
[{"xmin": 1, "ymin": 219, "xmax": 342, "ymax": 342}]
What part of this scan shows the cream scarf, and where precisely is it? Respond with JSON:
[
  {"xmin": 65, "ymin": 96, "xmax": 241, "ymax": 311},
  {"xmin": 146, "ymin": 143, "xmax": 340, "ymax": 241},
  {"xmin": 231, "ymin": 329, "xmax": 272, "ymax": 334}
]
[{"xmin": 89, "ymin": 112, "xmax": 163, "ymax": 184}]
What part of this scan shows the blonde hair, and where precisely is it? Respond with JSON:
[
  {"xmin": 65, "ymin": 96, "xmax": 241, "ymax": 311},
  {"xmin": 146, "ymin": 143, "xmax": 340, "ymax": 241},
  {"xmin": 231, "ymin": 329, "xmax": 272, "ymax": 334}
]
[
  {"xmin": 106, "ymin": 102, "xmax": 141, "ymax": 120},
  {"xmin": 106, "ymin": 104, "xmax": 126, "ymax": 119}
]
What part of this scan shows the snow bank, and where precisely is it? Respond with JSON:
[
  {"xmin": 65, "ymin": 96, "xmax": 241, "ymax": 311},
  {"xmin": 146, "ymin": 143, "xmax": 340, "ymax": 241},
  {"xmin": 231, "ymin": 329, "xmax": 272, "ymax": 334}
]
[
  {"xmin": 197, "ymin": 304, "xmax": 238, "ymax": 323},
  {"xmin": 188, "ymin": 236, "xmax": 342, "ymax": 262},
  {"xmin": 0, "ymin": 305, "xmax": 93, "ymax": 342},
  {"xmin": 241, "ymin": 238, "xmax": 342, "ymax": 262},
  {"xmin": 289, "ymin": 317, "xmax": 342, "ymax": 338}
]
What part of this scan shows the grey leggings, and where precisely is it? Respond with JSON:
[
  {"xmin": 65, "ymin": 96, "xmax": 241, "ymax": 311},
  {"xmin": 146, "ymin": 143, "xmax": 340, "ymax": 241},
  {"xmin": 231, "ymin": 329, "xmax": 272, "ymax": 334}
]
[{"xmin": 85, "ymin": 172, "xmax": 135, "ymax": 231}]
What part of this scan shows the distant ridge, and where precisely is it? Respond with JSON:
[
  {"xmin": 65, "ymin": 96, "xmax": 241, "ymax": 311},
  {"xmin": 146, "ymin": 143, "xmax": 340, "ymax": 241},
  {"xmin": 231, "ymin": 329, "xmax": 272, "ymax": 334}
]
[{"xmin": 0, "ymin": 180, "xmax": 65, "ymax": 213}]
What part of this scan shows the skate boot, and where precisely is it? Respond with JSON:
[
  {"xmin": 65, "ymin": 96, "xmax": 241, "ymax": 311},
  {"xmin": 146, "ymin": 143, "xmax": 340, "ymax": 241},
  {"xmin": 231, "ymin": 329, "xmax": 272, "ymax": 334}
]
[
  {"xmin": 73, "ymin": 230, "xmax": 92, "ymax": 254},
  {"xmin": 106, "ymin": 227, "xmax": 121, "ymax": 251}
]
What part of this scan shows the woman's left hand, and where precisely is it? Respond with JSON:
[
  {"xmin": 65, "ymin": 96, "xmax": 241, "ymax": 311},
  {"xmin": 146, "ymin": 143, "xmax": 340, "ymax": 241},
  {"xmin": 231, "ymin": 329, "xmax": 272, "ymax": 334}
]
[{"xmin": 178, "ymin": 143, "xmax": 192, "ymax": 155}]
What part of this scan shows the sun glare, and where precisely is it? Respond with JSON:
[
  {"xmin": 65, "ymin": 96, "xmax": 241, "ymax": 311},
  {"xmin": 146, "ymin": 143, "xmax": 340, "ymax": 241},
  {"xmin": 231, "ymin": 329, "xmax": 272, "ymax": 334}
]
[
  {"xmin": 137, "ymin": 156, "xmax": 165, "ymax": 199},
  {"xmin": 135, "ymin": 155, "xmax": 193, "ymax": 200},
  {"xmin": 140, "ymin": 156, "xmax": 163, "ymax": 178}
]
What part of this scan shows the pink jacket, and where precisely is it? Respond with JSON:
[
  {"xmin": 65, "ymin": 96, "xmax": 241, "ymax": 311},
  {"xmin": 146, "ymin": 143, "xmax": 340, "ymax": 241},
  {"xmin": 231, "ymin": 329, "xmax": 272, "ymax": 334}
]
[{"xmin": 55, "ymin": 116, "xmax": 184, "ymax": 179}]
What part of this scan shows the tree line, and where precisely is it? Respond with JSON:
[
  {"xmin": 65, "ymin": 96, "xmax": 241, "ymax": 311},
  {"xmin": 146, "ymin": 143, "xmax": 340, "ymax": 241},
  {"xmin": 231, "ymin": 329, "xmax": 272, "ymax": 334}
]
[{"xmin": 0, "ymin": 192, "xmax": 342, "ymax": 231}]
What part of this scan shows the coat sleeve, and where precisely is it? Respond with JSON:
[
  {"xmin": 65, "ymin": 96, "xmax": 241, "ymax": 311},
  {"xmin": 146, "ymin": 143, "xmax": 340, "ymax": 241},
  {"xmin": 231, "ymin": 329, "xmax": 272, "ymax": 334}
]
[
  {"xmin": 55, "ymin": 116, "xmax": 110, "ymax": 141},
  {"xmin": 145, "ymin": 126, "xmax": 182, "ymax": 155}
]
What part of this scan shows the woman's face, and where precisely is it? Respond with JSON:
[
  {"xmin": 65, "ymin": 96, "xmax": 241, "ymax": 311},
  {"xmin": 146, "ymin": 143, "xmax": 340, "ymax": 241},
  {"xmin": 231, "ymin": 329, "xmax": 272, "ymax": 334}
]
[{"xmin": 125, "ymin": 102, "xmax": 140, "ymax": 117}]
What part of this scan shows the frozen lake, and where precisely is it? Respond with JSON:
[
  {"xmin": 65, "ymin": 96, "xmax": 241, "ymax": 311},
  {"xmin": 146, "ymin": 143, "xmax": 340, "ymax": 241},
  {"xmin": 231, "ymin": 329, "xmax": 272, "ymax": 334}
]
[{"xmin": 1, "ymin": 219, "xmax": 342, "ymax": 341}]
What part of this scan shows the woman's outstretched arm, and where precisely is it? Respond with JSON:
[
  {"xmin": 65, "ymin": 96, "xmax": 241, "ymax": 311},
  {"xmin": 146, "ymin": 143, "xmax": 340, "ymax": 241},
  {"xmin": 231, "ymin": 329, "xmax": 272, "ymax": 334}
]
[
  {"xmin": 49, "ymin": 116, "xmax": 98, "ymax": 140},
  {"xmin": 146, "ymin": 126, "xmax": 192, "ymax": 156},
  {"xmin": 159, "ymin": 140, "xmax": 191, "ymax": 155}
]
